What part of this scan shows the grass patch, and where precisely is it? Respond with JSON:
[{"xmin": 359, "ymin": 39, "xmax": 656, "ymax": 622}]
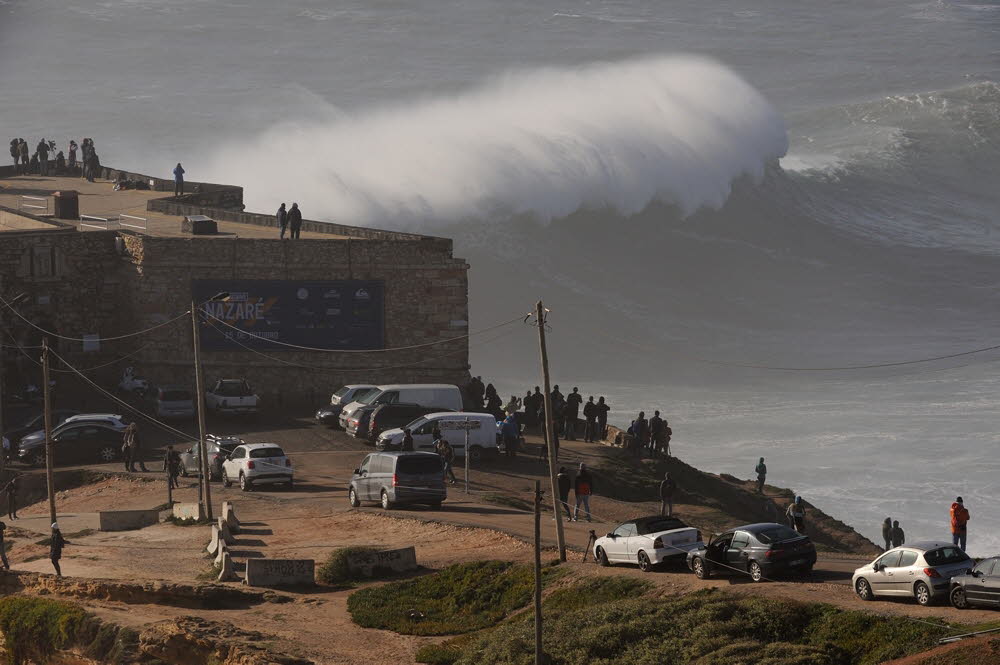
[
  {"xmin": 164, "ymin": 515, "xmax": 211, "ymax": 527},
  {"xmin": 348, "ymin": 560, "xmax": 564, "ymax": 636},
  {"xmin": 428, "ymin": 586, "xmax": 948, "ymax": 665},
  {"xmin": 196, "ymin": 564, "xmax": 221, "ymax": 582},
  {"xmin": 480, "ymin": 493, "xmax": 533, "ymax": 512}
]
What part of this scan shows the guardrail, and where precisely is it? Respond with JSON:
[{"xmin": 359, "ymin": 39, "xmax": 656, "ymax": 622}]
[
  {"xmin": 118, "ymin": 214, "xmax": 147, "ymax": 231},
  {"xmin": 79, "ymin": 214, "xmax": 113, "ymax": 230},
  {"xmin": 19, "ymin": 195, "xmax": 50, "ymax": 215}
]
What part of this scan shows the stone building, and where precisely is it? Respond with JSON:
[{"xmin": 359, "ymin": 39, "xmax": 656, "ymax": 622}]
[{"xmin": 0, "ymin": 163, "xmax": 470, "ymax": 406}]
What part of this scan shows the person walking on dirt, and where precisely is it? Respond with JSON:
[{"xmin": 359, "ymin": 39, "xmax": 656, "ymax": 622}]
[
  {"xmin": 435, "ymin": 438, "xmax": 456, "ymax": 484},
  {"xmin": 755, "ymin": 457, "xmax": 767, "ymax": 493},
  {"xmin": 276, "ymin": 202, "xmax": 288, "ymax": 239},
  {"xmin": 951, "ymin": 497, "xmax": 970, "ymax": 551},
  {"xmin": 891, "ymin": 520, "xmax": 905, "ymax": 548},
  {"xmin": 122, "ymin": 423, "xmax": 148, "ymax": 472},
  {"xmin": 401, "ymin": 428, "xmax": 414, "ymax": 452},
  {"xmin": 786, "ymin": 496, "xmax": 806, "ymax": 533},
  {"xmin": 659, "ymin": 472, "xmax": 676, "ymax": 517},
  {"xmin": 173, "ymin": 162, "xmax": 185, "ymax": 196},
  {"xmin": 164, "ymin": 445, "xmax": 181, "ymax": 489},
  {"xmin": 0, "ymin": 522, "xmax": 9, "ymax": 570},
  {"xmin": 573, "ymin": 463, "xmax": 593, "ymax": 522},
  {"xmin": 4, "ymin": 475, "xmax": 18, "ymax": 520},
  {"xmin": 49, "ymin": 523, "xmax": 65, "ymax": 577},
  {"xmin": 556, "ymin": 466, "xmax": 572, "ymax": 520},
  {"xmin": 881, "ymin": 517, "xmax": 893, "ymax": 551}
]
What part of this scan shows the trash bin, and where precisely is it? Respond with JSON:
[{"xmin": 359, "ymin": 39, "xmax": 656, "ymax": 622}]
[{"xmin": 52, "ymin": 190, "xmax": 79, "ymax": 220}]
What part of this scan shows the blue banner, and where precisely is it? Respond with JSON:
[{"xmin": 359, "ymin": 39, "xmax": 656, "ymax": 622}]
[{"xmin": 193, "ymin": 279, "xmax": 384, "ymax": 351}]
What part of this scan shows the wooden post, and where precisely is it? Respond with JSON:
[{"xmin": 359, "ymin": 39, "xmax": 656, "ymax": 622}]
[
  {"xmin": 42, "ymin": 338, "xmax": 56, "ymax": 525},
  {"xmin": 533, "ymin": 479, "xmax": 543, "ymax": 665},
  {"xmin": 536, "ymin": 301, "xmax": 566, "ymax": 562},
  {"xmin": 191, "ymin": 301, "xmax": 213, "ymax": 521}
]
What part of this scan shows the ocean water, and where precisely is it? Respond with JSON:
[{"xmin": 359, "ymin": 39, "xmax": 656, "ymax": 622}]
[{"xmin": 2, "ymin": 0, "xmax": 1000, "ymax": 554}]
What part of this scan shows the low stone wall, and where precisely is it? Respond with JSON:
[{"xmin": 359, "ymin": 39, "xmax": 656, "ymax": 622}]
[
  {"xmin": 173, "ymin": 502, "xmax": 205, "ymax": 521},
  {"xmin": 98, "ymin": 509, "xmax": 160, "ymax": 531},
  {"xmin": 345, "ymin": 546, "xmax": 418, "ymax": 578},
  {"xmin": 244, "ymin": 559, "xmax": 315, "ymax": 587}
]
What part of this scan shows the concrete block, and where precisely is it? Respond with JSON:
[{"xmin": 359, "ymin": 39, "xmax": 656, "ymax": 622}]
[
  {"xmin": 207, "ymin": 525, "xmax": 221, "ymax": 556},
  {"xmin": 345, "ymin": 547, "xmax": 418, "ymax": 578},
  {"xmin": 218, "ymin": 517, "xmax": 235, "ymax": 545},
  {"xmin": 98, "ymin": 509, "xmax": 159, "ymax": 532},
  {"xmin": 243, "ymin": 559, "xmax": 315, "ymax": 588},
  {"xmin": 222, "ymin": 501, "xmax": 240, "ymax": 534},
  {"xmin": 214, "ymin": 541, "xmax": 228, "ymax": 567},
  {"xmin": 217, "ymin": 552, "xmax": 239, "ymax": 582},
  {"xmin": 173, "ymin": 503, "xmax": 205, "ymax": 521}
]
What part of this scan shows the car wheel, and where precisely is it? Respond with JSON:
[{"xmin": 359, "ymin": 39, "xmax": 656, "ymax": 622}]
[
  {"xmin": 97, "ymin": 446, "xmax": 117, "ymax": 464},
  {"xmin": 950, "ymin": 586, "xmax": 969, "ymax": 610},
  {"xmin": 596, "ymin": 546, "xmax": 610, "ymax": 567},
  {"xmin": 222, "ymin": 470, "xmax": 232, "ymax": 488},
  {"xmin": 638, "ymin": 551, "xmax": 653, "ymax": 573},
  {"xmin": 469, "ymin": 446, "xmax": 483, "ymax": 462},
  {"xmin": 914, "ymin": 581, "xmax": 932, "ymax": 606},
  {"xmin": 381, "ymin": 490, "xmax": 392, "ymax": 510},
  {"xmin": 749, "ymin": 561, "xmax": 764, "ymax": 582},
  {"xmin": 692, "ymin": 557, "xmax": 709, "ymax": 579},
  {"xmin": 855, "ymin": 578, "xmax": 874, "ymax": 601},
  {"xmin": 349, "ymin": 487, "xmax": 360, "ymax": 507},
  {"xmin": 239, "ymin": 473, "xmax": 251, "ymax": 492}
]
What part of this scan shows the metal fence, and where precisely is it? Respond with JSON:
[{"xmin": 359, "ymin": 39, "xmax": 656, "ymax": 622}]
[{"xmin": 18, "ymin": 195, "xmax": 50, "ymax": 216}]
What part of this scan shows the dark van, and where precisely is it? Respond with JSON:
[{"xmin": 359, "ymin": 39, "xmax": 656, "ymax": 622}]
[{"xmin": 348, "ymin": 451, "xmax": 446, "ymax": 510}]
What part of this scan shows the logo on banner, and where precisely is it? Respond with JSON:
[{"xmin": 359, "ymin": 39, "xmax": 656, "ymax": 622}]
[
  {"xmin": 354, "ymin": 288, "xmax": 371, "ymax": 301},
  {"xmin": 297, "ymin": 288, "xmax": 309, "ymax": 300}
]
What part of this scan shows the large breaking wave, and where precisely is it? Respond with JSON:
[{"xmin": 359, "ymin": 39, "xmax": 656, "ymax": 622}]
[{"xmin": 205, "ymin": 55, "xmax": 788, "ymax": 226}]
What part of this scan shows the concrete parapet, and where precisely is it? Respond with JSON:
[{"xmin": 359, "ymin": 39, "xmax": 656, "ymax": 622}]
[
  {"xmin": 218, "ymin": 517, "xmax": 235, "ymax": 545},
  {"xmin": 98, "ymin": 509, "xmax": 159, "ymax": 532},
  {"xmin": 217, "ymin": 552, "xmax": 239, "ymax": 583},
  {"xmin": 207, "ymin": 525, "xmax": 221, "ymax": 556},
  {"xmin": 243, "ymin": 559, "xmax": 314, "ymax": 588},
  {"xmin": 173, "ymin": 503, "xmax": 205, "ymax": 521},
  {"xmin": 345, "ymin": 546, "xmax": 418, "ymax": 578},
  {"xmin": 214, "ymin": 541, "xmax": 228, "ymax": 567},
  {"xmin": 222, "ymin": 501, "xmax": 240, "ymax": 534}
]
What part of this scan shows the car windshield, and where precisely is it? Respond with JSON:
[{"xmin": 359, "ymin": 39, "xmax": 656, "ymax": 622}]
[
  {"xmin": 249, "ymin": 447, "xmax": 285, "ymax": 458},
  {"xmin": 161, "ymin": 390, "xmax": 191, "ymax": 401},
  {"xmin": 396, "ymin": 456, "xmax": 442, "ymax": 474},
  {"xmin": 755, "ymin": 526, "xmax": 802, "ymax": 544},
  {"xmin": 924, "ymin": 547, "xmax": 970, "ymax": 566},
  {"xmin": 216, "ymin": 381, "xmax": 251, "ymax": 397},
  {"xmin": 357, "ymin": 389, "xmax": 382, "ymax": 405}
]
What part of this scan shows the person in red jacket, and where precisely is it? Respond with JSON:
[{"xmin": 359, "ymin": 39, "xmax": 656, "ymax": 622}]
[{"xmin": 950, "ymin": 497, "xmax": 970, "ymax": 551}]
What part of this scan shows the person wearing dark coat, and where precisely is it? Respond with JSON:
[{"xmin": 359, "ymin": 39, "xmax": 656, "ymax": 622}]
[
  {"xmin": 659, "ymin": 472, "xmax": 676, "ymax": 517},
  {"xmin": 563, "ymin": 388, "xmax": 582, "ymax": 440},
  {"xmin": 755, "ymin": 457, "xmax": 767, "ymax": 494},
  {"xmin": 36, "ymin": 139, "xmax": 50, "ymax": 176},
  {"xmin": 583, "ymin": 396, "xmax": 598, "ymax": 442},
  {"xmin": 595, "ymin": 396, "xmax": 610, "ymax": 441},
  {"xmin": 573, "ymin": 463, "xmax": 593, "ymax": 522},
  {"xmin": 68, "ymin": 140, "xmax": 77, "ymax": 169},
  {"xmin": 0, "ymin": 522, "xmax": 8, "ymax": 570},
  {"xmin": 164, "ymin": 445, "xmax": 181, "ymax": 489},
  {"xmin": 649, "ymin": 411, "xmax": 665, "ymax": 455},
  {"xmin": 276, "ymin": 203, "xmax": 288, "ymax": 239},
  {"xmin": 18, "ymin": 139, "xmax": 29, "ymax": 175},
  {"xmin": 632, "ymin": 412, "xmax": 649, "ymax": 457},
  {"xmin": 890, "ymin": 520, "xmax": 905, "ymax": 548},
  {"xmin": 173, "ymin": 163, "xmax": 185, "ymax": 195},
  {"xmin": 287, "ymin": 202, "xmax": 303, "ymax": 239},
  {"xmin": 4, "ymin": 475, "xmax": 17, "ymax": 520},
  {"xmin": 49, "ymin": 523, "xmax": 65, "ymax": 577},
  {"xmin": 556, "ymin": 467, "xmax": 572, "ymax": 519},
  {"xmin": 401, "ymin": 428, "xmax": 414, "ymax": 452},
  {"xmin": 881, "ymin": 517, "xmax": 892, "ymax": 551}
]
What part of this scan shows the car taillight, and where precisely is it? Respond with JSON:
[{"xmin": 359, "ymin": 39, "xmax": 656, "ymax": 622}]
[
  {"xmin": 924, "ymin": 568, "xmax": 941, "ymax": 578},
  {"xmin": 766, "ymin": 548, "xmax": 784, "ymax": 559},
  {"xmin": 247, "ymin": 460, "xmax": 255, "ymax": 469},
  {"xmin": 285, "ymin": 458, "xmax": 292, "ymax": 467},
  {"xmin": 392, "ymin": 473, "xmax": 399, "ymax": 487},
  {"xmin": 653, "ymin": 537, "xmax": 663, "ymax": 549}
]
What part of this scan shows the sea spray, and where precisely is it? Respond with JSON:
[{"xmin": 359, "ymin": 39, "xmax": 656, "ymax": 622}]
[{"xmin": 205, "ymin": 55, "xmax": 788, "ymax": 227}]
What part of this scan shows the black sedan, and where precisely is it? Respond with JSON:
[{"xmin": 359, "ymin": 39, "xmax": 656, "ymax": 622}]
[
  {"xmin": 950, "ymin": 557, "xmax": 1000, "ymax": 609},
  {"xmin": 18, "ymin": 423, "xmax": 122, "ymax": 467},
  {"xmin": 686, "ymin": 522, "xmax": 817, "ymax": 582}
]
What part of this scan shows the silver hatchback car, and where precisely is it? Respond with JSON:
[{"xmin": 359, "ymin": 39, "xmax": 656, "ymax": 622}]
[{"xmin": 853, "ymin": 541, "xmax": 973, "ymax": 606}]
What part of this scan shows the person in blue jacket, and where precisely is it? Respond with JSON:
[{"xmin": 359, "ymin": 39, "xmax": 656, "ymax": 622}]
[
  {"xmin": 173, "ymin": 162, "xmax": 185, "ymax": 196},
  {"xmin": 501, "ymin": 413, "xmax": 520, "ymax": 458}
]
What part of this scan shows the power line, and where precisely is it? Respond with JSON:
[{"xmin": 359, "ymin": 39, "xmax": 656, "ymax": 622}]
[
  {"xmin": 202, "ymin": 310, "xmax": 524, "ymax": 353},
  {"xmin": 699, "ymin": 341, "xmax": 1000, "ymax": 371},
  {"xmin": 2, "ymin": 330, "xmax": 154, "ymax": 374}
]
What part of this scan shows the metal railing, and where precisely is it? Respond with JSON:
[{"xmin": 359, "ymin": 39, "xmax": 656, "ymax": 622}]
[
  {"xmin": 18, "ymin": 195, "xmax": 50, "ymax": 215},
  {"xmin": 79, "ymin": 214, "xmax": 113, "ymax": 230},
  {"xmin": 118, "ymin": 214, "xmax": 147, "ymax": 231}
]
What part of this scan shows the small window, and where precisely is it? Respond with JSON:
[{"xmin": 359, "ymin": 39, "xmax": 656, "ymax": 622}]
[
  {"xmin": 731, "ymin": 532, "xmax": 751, "ymax": 548},
  {"xmin": 358, "ymin": 455, "xmax": 371, "ymax": 473},
  {"xmin": 876, "ymin": 551, "xmax": 902, "ymax": 569},
  {"xmin": 379, "ymin": 391, "xmax": 399, "ymax": 405},
  {"xmin": 897, "ymin": 551, "xmax": 918, "ymax": 567},
  {"xmin": 396, "ymin": 456, "xmax": 443, "ymax": 475},
  {"xmin": 974, "ymin": 559, "xmax": 995, "ymax": 576},
  {"xmin": 924, "ymin": 547, "xmax": 971, "ymax": 566},
  {"xmin": 232, "ymin": 447, "xmax": 246, "ymax": 459}
]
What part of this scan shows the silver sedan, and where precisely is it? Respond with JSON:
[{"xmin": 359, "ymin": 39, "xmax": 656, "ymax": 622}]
[{"xmin": 852, "ymin": 541, "xmax": 973, "ymax": 606}]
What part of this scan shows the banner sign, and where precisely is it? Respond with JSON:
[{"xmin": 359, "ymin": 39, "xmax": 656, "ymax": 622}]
[{"xmin": 193, "ymin": 279, "xmax": 384, "ymax": 351}]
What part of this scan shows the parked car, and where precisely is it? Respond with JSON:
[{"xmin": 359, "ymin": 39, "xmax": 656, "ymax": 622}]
[
  {"xmin": 375, "ymin": 412, "xmax": 499, "ymax": 460},
  {"xmin": 344, "ymin": 404, "xmax": 379, "ymax": 441},
  {"xmin": 205, "ymin": 378, "xmax": 259, "ymax": 415},
  {"xmin": 594, "ymin": 516, "xmax": 704, "ymax": 571},
  {"xmin": 686, "ymin": 523, "xmax": 817, "ymax": 582},
  {"xmin": 853, "ymin": 542, "xmax": 972, "ymax": 606},
  {"xmin": 950, "ymin": 557, "xmax": 1000, "ymax": 610},
  {"xmin": 18, "ymin": 413, "xmax": 129, "ymax": 451},
  {"xmin": 18, "ymin": 423, "xmax": 122, "ymax": 467},
  {"xmin": 178, "ymin": 435, "xmax": 245, "ymax": 479},
  {"xmin": 3, "ymin": 409, "xmax": 78, "ymax": 451},
  {"xmin": 348, "ymin": 451, "xmax": 446, "ymax": 510},
  {"xmin": 339, "ymin": 384, "xmax": 463, "ymax": 429},
  {"xmin": 154, "ymin": 385, "xmax": 195, "ymax": 419},
  {"xmin": 221, "ymin": 443, "xmax": 292, "ymax": 491},
  {"xmin": 317, "ymin": 385, "xmax": 377, "ymax": 427},
  {"xmin": 118, "ymin": 366, "xmax": 150, "ymax": 397},
  {"xmin": 369, "ymin": 403, "xmax": 454, "ymax": 442}
]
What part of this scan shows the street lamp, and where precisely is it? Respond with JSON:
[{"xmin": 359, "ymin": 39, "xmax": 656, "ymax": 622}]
[
  {"xmin": 192, "ymin": 292, "xmax": 229, "ymax": 520},
  {"xmin": 0, "ymin": 292, "xmax": 29, "ymax": 475}
]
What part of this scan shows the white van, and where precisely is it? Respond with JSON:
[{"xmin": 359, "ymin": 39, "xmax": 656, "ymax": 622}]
[
  {"xmin": 375, "ymin": 412, "xmax": 498, "ymax": 460},
  {"xmin": 338, "ymin": 384, "xmax": 463, "ymax": 428}
]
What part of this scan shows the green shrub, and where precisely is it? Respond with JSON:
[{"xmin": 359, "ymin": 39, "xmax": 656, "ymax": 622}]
[
  {"xmin": 316, "ymin": 546, "xmax": 379, "ymax": 586},
  {"xmin": 0, "ymin": 597, "xmax": 87, "ymax": 665},
  {"xmin": 348, "ymin": 560, "xmax": 562, "ymax": 635}
]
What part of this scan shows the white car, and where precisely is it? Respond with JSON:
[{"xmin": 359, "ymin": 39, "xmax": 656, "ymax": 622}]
[
  {"xmin": 221, "ymin": 443, "xmax": 293, "ymax": 491},
  {"xmin": 594, "ymin": 515, "xmax": 704, "ymax": 572},
  {"xmin": 205, "ymin": 378, "xmax": 259, "ymax": 415}
]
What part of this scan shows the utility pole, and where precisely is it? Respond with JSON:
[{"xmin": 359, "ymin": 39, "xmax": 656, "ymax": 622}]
[
  {"xmin": 191, "ymin": 300, "xmax": 212, "ymax": 521},
  {"xmin": 535, "ymin": 301, "xmax": 566, "ymax": 562},
  {"xmin": 42, "ymin": 337, "xmax": 56, "ymax": 525},
  {"xmin": 533, "ymin": 479, "xmax": 543, "ymax": 665}
]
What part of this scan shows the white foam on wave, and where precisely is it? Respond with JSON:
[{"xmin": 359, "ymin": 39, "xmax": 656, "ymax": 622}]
[{"xmin": 205, "ymin": 55, "xmax": 788, "ymax": 227}]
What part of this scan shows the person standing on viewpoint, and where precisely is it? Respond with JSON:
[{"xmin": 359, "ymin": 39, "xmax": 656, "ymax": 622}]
[
  {"xmin": 950, "ymin": 497, "xmax": 970, "ymax": 551},
  {"xmin": 0, "ymin": 522, "xmax": 9, "ymax": 570},
  {"xmin": 173, "ymin": 162, "xmax": 185, "ymax": 195},
  {"xmin": 276, "ymin": 202, "xmax": 288, "ymax": 239},
  {"xmin": 786, "ymin": 496, "xmax": 806, "ymax": 533},
  {"xmin": 890, "ymin": 520, "xmax": 905, "ymax": 548},
  {"xmin": 595, "ymin": 396, "xmax": 610, "ymax": 441},
  {"xmin": 881, "ymin": 517, "xmax": 893, "ymax": 551},
  {"xmin": 659, "ymin": 472, "xmax": 675, "ymax": 517},
  {"xmin": 755, "ymin": 457, "xmax": 767, "ymax": 493},
  {"xmin": 583, "ymin": 396, "xmax": 597, "ymax": 442},
  {"xmin": 287, "ymin": 202, "xmax": 302, "ymax": 239}
]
